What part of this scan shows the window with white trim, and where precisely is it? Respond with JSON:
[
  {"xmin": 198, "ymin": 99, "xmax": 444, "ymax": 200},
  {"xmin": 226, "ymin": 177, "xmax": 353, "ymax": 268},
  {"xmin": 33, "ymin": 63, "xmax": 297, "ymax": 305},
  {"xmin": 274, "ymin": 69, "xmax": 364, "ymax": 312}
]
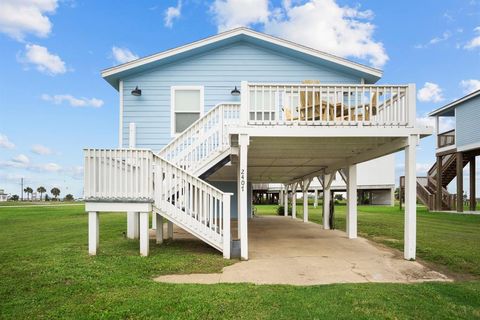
[{"xmin": 171, "ymin": 86, "xmax": 204, "ymax": 136}]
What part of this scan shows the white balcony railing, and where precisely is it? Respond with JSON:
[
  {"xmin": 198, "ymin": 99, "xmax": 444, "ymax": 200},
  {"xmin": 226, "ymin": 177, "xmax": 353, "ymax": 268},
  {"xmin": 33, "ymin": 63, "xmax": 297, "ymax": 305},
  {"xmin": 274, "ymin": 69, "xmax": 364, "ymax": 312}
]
[
  {"xmin": 159, "ymin": 102, "xmax": 240, "ymax": 173},
  {"xmin": 84, "ymin": 149, "xmax": 153, "ymax": 201},
  {"xmin": 240, "ymin": 82, "xmax": 415, "ymax": 127}
]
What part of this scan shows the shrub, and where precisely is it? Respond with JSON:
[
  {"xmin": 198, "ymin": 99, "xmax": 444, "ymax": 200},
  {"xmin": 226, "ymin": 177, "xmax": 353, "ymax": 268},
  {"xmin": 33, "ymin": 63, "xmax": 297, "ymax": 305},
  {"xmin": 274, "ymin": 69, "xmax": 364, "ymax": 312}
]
[{"xmin": 277, "ymin": 205, "xmax": 292, "ymax": 216}]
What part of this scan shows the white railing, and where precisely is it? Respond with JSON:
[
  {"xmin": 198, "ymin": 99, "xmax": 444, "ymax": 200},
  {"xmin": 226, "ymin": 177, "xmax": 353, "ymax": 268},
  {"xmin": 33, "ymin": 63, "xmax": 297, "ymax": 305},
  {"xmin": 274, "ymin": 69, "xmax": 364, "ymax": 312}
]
[
  {"xmin": 242, "ymin": 82, "xmax": 414, "ymax": 127},
  {"xmin": 153, "ymin": 154, "xmax": 231, "ymax": 253},
  {"xmin": 83, "ymin": 148, "xmax": 231, "ymax": 256},
  {"xmin": 159, "ymin": 102, "xmax": 240, "ymax": 174},
  {"xmin": 84, "ymin": 148, "xmax": 153, "ymax": 201}
]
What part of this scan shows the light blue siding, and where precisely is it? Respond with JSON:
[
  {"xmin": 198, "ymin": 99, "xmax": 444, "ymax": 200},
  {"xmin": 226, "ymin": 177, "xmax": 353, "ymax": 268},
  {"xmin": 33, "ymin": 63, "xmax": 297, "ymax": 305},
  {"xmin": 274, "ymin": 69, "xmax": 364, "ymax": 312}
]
[
  {"xmin": 455, "ymin": 95, "xmax": 480, "ymax": 149},
  {"xmin": 121, "ymin": 41, "xmax": 361, "ymax": 150}
]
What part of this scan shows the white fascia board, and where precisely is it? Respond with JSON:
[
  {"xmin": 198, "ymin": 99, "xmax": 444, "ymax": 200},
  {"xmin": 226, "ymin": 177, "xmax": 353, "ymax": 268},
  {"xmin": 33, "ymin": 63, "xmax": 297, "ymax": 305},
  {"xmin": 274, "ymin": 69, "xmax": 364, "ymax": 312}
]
[
  {"xmin": 101, "ymin": 28, "xmax": 382, "ymax": 80},
  {"xmin": 229, "ymin": 126, "xmax": 433, "ymax": 138},
  {"xmin": 428, "ymin": 89, "xmax": 480, "ymax": 117}
]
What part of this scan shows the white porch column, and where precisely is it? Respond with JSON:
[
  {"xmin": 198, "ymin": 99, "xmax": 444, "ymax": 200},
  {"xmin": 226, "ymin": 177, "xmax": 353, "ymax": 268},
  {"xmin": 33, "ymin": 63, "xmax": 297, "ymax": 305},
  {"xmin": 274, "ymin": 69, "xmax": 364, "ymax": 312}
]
[
  {"xmin": 279, "ymin": 189, "xmax": 284, "ymax": 206},
  {"xmin": 152, "ymin": 211, "xmax": 157, "ymax": 229},
  {"xmin": 323, "ymin": 173, "xmax": 332, "ymax": 230},
  {"xmin": 291, "ymin": 182, "xmax": 298, "ymax": 219},
  {"xmin": 313, "ymin": 189, "xmax": 318, "ymax": 208},
  {"xmin": 346, "ymin": 164, "xmax": 358, "ymax": 239},
  {"xmin": 155, "ymin": 213, "xmax": 163, "ymax": 244},
  {"xmin": 222, "ymin": 193, "xmax": 232, "ymax": 259},
  {"xmin": 139, "ymin": 211, "xmax": 150, "ymax": 256},
  {"xmin": 238, "ymin": 134, "xmax": 249, "ymax": 260},
  {"xmin": 167, "ymin": 221, "xmax": 173, "ymax": 239},
  {"xmin": 127, "ymin": 122, "xmax": 139, "ymax": 236},
  {"xmin": 302, "ymin": 178, "xmax": 312, "ymax": 222},
  {"xmin": 88, "ymin": 211, "xmax": 99, "ymax": 255},
  {"xmin": 127, "ymin": 212, "xmax": 139, "ymax": 239},
  {"xmin": 283, "ymin": 185, "xmax": 289, "ymax": 216},
  {"xmin": 404, "ymin": 135, "xmax": 417, "ymax": 260}
]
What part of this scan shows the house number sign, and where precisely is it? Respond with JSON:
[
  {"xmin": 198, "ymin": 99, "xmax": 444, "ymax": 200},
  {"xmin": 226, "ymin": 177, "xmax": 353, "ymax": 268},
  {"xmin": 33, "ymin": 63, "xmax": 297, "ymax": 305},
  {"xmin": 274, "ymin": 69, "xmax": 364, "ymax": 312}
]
[{"xmin": 240, "ymin": 169, "xmax": 246, "ymax": 192}]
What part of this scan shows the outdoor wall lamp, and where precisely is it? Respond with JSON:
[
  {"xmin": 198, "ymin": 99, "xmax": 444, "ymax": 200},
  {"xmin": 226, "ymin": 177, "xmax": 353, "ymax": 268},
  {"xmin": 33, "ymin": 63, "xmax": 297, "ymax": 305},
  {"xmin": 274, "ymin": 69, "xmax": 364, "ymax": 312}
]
[
  {"xmin": 131, "ymin": 86, "xmax": 142, "ymax": 96},
  {"xmin": 230, "ymin": 86, "xmax": 240, "ymax": 96}
]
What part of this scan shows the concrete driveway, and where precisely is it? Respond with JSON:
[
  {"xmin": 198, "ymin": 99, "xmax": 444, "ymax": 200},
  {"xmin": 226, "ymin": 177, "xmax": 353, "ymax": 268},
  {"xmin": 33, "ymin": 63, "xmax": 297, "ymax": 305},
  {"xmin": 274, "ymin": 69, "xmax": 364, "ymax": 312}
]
[{"xmin": 154, "ymin": 215, "xmax": 449, "ymax": 285}]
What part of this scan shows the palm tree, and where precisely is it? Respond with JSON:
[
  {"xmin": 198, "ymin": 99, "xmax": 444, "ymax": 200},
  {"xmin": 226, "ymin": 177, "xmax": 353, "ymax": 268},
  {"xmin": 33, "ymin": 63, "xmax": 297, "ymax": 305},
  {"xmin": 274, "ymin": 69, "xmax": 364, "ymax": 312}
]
[
  {"xmin": 51, "ymin": 187, "xmax": 60, "ymax": 200},
  {"xmin": 37, "ymin": 186, "xmax": 46, "ymax": 201},
  {"xmin": 24, "ymin": 187, "xmax": 33, "ymax": 201}
]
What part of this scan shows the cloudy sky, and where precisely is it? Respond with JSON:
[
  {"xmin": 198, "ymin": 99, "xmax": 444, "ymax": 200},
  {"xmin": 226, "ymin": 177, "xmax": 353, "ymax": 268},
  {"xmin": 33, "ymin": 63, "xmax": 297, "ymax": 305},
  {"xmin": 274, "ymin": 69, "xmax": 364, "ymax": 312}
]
[{"xmin": 0, "ymin": 0, "xmax": 479, "ymax": 198}]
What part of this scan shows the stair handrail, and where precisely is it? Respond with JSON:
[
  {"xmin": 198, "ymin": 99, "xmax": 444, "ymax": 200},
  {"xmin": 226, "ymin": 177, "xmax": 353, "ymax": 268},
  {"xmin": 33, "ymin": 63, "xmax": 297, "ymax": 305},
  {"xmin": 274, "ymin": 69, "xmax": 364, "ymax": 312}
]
[
  {"xmin": 158, "ymin": 102, "xmax": 241, "ymax": 174},
  {"xmin": 152, "ymin": 153, "xmax": 231, "ymax": 257}
]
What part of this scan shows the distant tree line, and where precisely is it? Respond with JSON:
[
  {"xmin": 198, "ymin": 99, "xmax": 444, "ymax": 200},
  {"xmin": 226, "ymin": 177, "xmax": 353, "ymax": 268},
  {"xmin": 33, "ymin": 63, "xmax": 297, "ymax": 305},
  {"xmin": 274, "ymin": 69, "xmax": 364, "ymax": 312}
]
[{"xmin": 9, "ymin": 186, "xmax": 75, "ymax": 202}]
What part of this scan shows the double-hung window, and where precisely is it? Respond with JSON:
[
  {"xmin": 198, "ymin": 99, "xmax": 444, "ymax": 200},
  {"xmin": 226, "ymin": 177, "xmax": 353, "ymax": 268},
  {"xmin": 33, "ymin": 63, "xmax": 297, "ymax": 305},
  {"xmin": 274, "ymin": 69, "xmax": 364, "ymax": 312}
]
[{"xmin": 171, "ymin": 86, "xmax": 204, "ymax": 136}]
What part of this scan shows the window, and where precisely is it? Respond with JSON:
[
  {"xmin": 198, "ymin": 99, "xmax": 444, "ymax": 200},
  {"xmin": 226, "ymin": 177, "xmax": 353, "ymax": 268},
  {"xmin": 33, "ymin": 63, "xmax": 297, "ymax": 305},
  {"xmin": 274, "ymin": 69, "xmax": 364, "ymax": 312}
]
[{"xmin": 171, "ymin": 86, "xmax": 204, "ymax": 136}]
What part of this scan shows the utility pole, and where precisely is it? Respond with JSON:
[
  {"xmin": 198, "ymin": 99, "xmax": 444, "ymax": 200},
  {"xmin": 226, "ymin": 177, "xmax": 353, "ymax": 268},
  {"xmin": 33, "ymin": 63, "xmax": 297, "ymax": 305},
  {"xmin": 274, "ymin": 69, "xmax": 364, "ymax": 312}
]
[{"xmin": 21, "ymin": 178, "xmax": 24, "ymax": 201}]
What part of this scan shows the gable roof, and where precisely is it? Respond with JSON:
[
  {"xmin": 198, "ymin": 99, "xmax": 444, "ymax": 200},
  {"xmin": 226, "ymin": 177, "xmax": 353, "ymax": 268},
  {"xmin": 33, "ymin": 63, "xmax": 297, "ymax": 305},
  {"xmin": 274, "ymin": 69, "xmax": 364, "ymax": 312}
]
[
  {"xmin": 102, "ymin": 27, "xmax": 383, "ymax": 89},
  {"xmin": 428, "ymin": 89, "xmax": 480, "ymax": 117}
]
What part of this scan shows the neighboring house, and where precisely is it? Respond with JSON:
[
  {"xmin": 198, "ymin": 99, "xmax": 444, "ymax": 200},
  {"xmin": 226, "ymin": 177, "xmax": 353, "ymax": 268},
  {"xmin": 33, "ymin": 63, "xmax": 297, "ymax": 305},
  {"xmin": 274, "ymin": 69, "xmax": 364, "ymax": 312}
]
[
  {"xmin": 0, "ymin": 189, "xmax": 7, "ymax": 202},
  {"xmin": 84, "ymin": 28, "xmax": 430, "ymax": 261},
  {"xmin": 405, "ymin": 90, "xmax": 479, "ymax": 212},
  {"xmin": 255, "ymin": 155, "xmax": 395, "ymax": 206}
]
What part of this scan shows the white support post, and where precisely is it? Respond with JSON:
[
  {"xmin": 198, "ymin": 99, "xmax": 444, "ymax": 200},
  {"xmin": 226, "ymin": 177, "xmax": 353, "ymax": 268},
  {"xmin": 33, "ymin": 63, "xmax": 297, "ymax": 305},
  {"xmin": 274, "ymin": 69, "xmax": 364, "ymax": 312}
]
[
  {"xmin": 404, "ymin": 135, "xmax": 417, "ymax": 260},
  {"xmin": 127, "ymin": 212, "xmax": 139, "ymax": 239},
  {"xmin": 238, "ymin": 134, "xmax": 249, "ymax": 260},
  {"xmin": 127, "ymin": 123, "xmax": 138, "ymax": 236},
  {"xmin": 302, "ymin": 178, "xmax": 311, "ymax": 223},
  {"xmin": 152, "ymin": 211, "xmax": 157, "ymax": 229},
  {"xmin": 240, "ymin": 81, "xmax": 249, "ymax": 126},
  {"xmin": 155, "ymin": 213, "xmax": 163, "ymax": 244},
  {"xmin": 284, "ymin": 184, "xmax": 289, "ymax": 216},
  {"xmin": 88, "ymin": 211, "xmax": 99, "ymax": 255},
  {"xmin": 167, "ymin": 221, "xmax": 173, "ymax": 239},
  {"xmin": 346, "ymin": 165, "xmax": 357, "ymax": 239},
  {"xmin": 279, "ymin": 189, "xmax": 284, "ymax": 206},
  {"xmin": 139, "ymin": 211, "xmax": 149, "ymax": 256},
  {"xmin": 313, "ymin": 189, "xmax": 318, "ymax": 208},
  {"xmin": 223, "ymin": 193, "xmax": 232, "ymax": 259},
  {"xmin": 323, "ymin": 173, "xmax": 334, "ymax": 230},
  {"xmin": 291, "ymin": 182, "xmax": 298, "ymax": 219},
  {"xmin": 128, "ymin": 122, "xmax": 136, "ymax": 148},
  {"xmin": 407, "ymin": 84, "xmax": 416, "ymax": 127}
]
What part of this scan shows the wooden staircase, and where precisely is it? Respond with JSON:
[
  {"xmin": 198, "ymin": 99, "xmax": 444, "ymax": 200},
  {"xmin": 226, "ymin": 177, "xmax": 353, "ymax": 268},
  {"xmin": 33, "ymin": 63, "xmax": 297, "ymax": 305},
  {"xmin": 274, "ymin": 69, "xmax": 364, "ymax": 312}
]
[{"xmin": 401, "ymin": 153, "xmax": 468, "ymax": 211}]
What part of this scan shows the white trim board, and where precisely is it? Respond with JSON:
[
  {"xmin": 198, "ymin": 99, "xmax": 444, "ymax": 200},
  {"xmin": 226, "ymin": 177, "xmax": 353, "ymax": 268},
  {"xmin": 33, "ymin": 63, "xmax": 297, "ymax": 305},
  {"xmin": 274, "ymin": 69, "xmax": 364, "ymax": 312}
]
[{"xmin": 429, "ymin": 89, "xmax": 480, "ymax": 117}]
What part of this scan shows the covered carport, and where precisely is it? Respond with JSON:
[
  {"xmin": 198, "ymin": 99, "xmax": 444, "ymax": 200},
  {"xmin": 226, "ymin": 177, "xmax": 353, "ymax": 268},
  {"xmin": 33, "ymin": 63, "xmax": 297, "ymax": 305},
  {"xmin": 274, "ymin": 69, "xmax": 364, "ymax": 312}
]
[{"xmin": 206, "ymin": 128, "xmax": 426, "ymax": 261}]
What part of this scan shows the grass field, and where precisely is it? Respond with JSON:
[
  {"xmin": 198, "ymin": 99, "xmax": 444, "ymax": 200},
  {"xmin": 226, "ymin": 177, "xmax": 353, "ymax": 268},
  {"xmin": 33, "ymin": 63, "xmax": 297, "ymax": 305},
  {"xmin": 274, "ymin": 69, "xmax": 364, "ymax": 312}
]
[{"xmin": 1, "ymin": 204, "xmax": 479, "ymax": 319}]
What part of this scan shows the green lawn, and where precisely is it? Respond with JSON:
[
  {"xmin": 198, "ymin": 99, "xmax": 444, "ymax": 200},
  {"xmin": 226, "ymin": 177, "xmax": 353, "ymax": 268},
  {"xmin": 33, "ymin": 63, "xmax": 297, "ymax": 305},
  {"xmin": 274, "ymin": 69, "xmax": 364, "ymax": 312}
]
[{"xmin": 1, "ymin": 204, "xmax": 480, "ymax": 319}]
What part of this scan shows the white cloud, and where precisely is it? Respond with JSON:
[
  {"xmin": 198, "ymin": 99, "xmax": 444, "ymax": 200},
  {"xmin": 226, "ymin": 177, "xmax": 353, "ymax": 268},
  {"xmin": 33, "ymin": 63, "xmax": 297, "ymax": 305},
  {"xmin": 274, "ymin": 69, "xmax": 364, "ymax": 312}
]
[
  {"xmin": 417, "ymin": 82, "xmax": 444, "ymax": 103},
  {"xmin": 210, "ymin": 0, "xmax": 269, "ymax": 32},
  {"xmin": 464, "ymin": 26, "xmax": 480, "ymax": 49},
  {"xmin": 21, "ymin": 44, "xmax": 67, "ymax": 75},
  {"xmin": 415, "ymin": 31, "xmax": 451, "ymax": 49},
  {"xmin": 210, "ymin": 0, "xmax": 388, "ymax": 68},
  {"xmin": 36, "ymin": 162, "xmax": 62, "ymax": 172},
  {"xmin": 31, "ymin": 144, "xmax": 53, "ymax": 155},
  {"xmin": 164, "ymin": 0, "xmax": 182, "ymax": 28},
  {"xmin": 0, "ymin": 134, "xmax": 15, "ymax": 149},
  {"xmin": 416, "ymin": 163, "xmax": 431, "ymax": 175},
  {"xmin": 0, "ymin": 0, "xmax": 58, "ymax": 41},
  {"xmin": 459, "ymin": 79, "xmax": 480, "ymax": 94},
  {"xmin": 111, "ymin": 46, "xmax": 139, "ymax": 64},
  {"xmin": 41, "ymin": 94, "xmax": 104, "ymax": 108},
  {"xmin": 13, "ymin": 154, "xmax": 30, "ymax": 165}
]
